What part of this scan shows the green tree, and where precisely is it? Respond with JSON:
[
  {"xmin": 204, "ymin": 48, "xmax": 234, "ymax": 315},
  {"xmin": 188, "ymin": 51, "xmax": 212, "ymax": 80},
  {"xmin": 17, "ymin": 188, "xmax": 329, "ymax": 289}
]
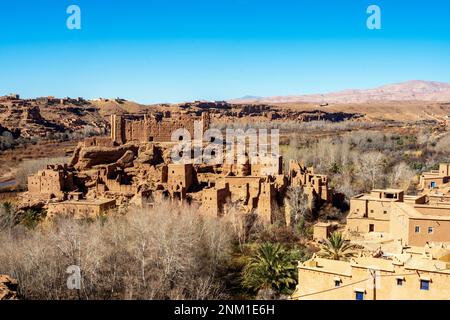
[
  {"xmin": 22, "ymin": 208, "xmax": 45, "ymax": 230},
  {"xmin": 242, "ymin": 243, "xmax": 298, "ymax": 294},
  {"xmin": 318, "ymin": 232, "xmax": 356, "ymax": 261},
  {"xmin": 0, "ymin": 202, "xmax": 19, "ymax": 233}
]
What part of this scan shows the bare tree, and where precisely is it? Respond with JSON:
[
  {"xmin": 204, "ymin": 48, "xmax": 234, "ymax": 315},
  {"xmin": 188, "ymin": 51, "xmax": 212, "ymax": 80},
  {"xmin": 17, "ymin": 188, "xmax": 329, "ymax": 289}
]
[
  {"xmin": 0, "ymin": 203, "xmax": 19, "ymax": 237},
  {"xmin": 223, "ymin": 200, "xmax": 248, "ymax": 252},
  {"xmin": 389, "ymin": 162, "xmax": 417, "ymax": 191},
  {"xmin": 354, "ymin": 152, "xmax": 386, "ymax": 190},
  {"xmin": 286, "ymin": 186, "xmax": 311, "ymax": 225},
  {"xmin": 435, "ymin": 133, "xmax": 450, "ymax": 154},
  {"xmin": 0, "ymin": 201, "xmax": 233, "ymax": 300}
]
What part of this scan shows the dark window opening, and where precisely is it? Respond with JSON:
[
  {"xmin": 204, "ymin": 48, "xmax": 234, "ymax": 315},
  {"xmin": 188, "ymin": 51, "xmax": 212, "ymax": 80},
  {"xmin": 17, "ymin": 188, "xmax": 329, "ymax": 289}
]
[
  {"xmin": 420, "ymin": 280, "xmax": 430, "ymax": 291},
  {"xmin": 355, "ymin": 291, "xmax": 364, "ymax": 301}
]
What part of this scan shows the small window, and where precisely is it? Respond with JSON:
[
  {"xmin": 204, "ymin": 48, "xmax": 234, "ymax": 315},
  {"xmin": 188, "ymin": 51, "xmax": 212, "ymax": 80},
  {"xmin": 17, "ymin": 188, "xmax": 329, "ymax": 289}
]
[
  {"xmin": 415, "ymin": 226, "xmax": 420, "ymax": 233},
  {"xmin": 355, "ymin": 291, "xmax": 364, "ymax": 301},
  {"xmin": 334, "ymin": 280, "xmax": 341, "ymax": 288},
  {"xmin": 420, "ymin": 280, "xmax": 430, "ymax": 291},
  {"xmin": 383, "ymin": 211, "xmax": 388, "ymax": 214},
  {"xmin": 370, "ymin": 210, "xmax": 374, "ymax": 213},
  {"xmin": 397, "ymin": 279, "xmax": 404, "ymax": 286},
  {"xmin": 428, "ymin": 227, "xmax": 433, "ymax": 234}
]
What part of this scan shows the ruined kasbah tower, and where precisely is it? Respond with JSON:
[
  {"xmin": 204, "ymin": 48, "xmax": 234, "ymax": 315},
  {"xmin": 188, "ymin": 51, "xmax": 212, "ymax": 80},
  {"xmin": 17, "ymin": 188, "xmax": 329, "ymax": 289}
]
[{"xmin": 110, "ymin": 112, "xmax": 210, "ymax": 145}]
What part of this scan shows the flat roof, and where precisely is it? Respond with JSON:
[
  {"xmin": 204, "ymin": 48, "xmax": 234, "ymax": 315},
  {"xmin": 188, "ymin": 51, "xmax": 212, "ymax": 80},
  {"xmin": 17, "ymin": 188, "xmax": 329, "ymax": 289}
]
[
  {"xmin": 404, "ymin": 256, "xmax": 450, "ymax": 274},
  {"xmin": 300, "ymin": 258, "xmax": 352, "ymax": 277},
  {"xmin": 351, "ymin": 257, "xmax": 395, "ymax": 272},
  {"xmin": 372, "ymin": 188, "xmax": 404, "ymax": 193},
  {"xmin": 315, "ymin": 222, "xmax": 332, "ymax": 227},
  {"xmin": 353, "ymin": 195, "xmax": 401, "ymax": 202},
  {"xmin": 404, "ymin": 195, "xmax": 426, "ymax": 200},
  {"xmin": 300, "ymin": 256, "xmax": 450, "ymax": 275},
  {"xmin": 393, "ymin": 202, "xmax": 450, "ymax": 221}
]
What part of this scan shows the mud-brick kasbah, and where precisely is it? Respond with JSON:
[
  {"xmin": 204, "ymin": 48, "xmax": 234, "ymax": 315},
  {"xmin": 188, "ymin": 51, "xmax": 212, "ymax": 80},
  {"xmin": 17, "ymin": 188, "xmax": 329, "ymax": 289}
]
[{"xmin": 22, "ymin": 111, "xmax": 450, "ymax": 300}]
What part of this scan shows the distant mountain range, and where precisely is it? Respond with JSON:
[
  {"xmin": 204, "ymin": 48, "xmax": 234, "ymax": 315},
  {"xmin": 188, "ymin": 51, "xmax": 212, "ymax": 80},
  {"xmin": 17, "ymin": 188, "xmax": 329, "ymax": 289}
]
[{"xmin": 229, "ymin": 80, "xmax": 450, "ymax": 104}]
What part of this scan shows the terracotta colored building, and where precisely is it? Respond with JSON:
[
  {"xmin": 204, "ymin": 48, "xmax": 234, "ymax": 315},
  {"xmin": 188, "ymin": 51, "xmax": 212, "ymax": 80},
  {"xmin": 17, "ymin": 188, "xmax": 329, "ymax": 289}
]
[
  {"xmin": 111, "ymin": 112, "xmax": 210, "ymax": 144},
  {"xmin": 47, "ymin": 199, "xmax": 116, "ymax": 219},
  {"xmin": 347, "ymin": 189, "xmax": 450, "ymax": 246},
  {"xmin": 420, "ymin": 163, "xmax": 450, "ymax": 191},
  {"xmin": 293, "ymin": 248, "xmax": 450, "ymax": 300}
]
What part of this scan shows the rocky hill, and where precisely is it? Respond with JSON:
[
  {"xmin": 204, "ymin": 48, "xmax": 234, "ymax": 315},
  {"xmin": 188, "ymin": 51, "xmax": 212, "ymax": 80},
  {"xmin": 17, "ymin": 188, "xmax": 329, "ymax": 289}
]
[
  {"xmin": 230, "ymin": 80, "xmax": 450, "ymax": 104},
  {"xmin": 0, "ymin": 96, "xmax": 152, "ymax": 142},
  {"xmin": 1, "ymin": 83, "xmax": 449, "ymax": 147}
]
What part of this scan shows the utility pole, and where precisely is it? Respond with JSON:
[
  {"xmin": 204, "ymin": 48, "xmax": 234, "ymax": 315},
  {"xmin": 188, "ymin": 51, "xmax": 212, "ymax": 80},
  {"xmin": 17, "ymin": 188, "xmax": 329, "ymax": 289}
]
[{"xmin": 370, "ymin": 269, "xmax": 377, "ymax": 301}]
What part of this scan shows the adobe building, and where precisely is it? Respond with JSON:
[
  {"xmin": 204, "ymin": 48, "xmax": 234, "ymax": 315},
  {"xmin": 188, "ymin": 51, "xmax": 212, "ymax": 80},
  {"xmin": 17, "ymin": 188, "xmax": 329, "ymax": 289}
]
[
  {"xmin": 419, "ymin": 163, "xmax": 450, "ymax": 191},
  {"xmin": 390, "ymin": 201, "xmax": 450, "ymax": 247},
  {"xmin": 111, "ymin": 112, "xmax": 210, "ymax": 144},
  {"xmin": 47, "ymin": 199, "xmax": 116, "ymax": 219},
  {"xmin": 288, "ymin": 160, "xmax": 331, "ymax": 207},
  {"xmin": 200, "ymin": 184, "xmax": 231, "ymax": 217},
  {"xmin": 293, "ymin": 249, "xmax": 450, "ymax": 300},
  {"xmin": 313, "ymin": 222, "xmax": 334, "ymax": 241},
  {"xmin": 27, "ymin": 165, "xmax": 76, "ymax": 199},
  {"xmin": 167, "ymin": 163, "xmax": 195, "ymax": 200},
  {"xmin": 23, "ymin": 113, "xmax": 333, "ymax": 225},
  {"xmin": 347, "ymin": 189, "xmax": 405, "ymax": 234},
  {"xmin": 347, "ymin": 189, "xmax": 450, "ymax": 247},
  {"xmin": 419, "ymin": 163, "xmax": 450, "ymax": 204}
]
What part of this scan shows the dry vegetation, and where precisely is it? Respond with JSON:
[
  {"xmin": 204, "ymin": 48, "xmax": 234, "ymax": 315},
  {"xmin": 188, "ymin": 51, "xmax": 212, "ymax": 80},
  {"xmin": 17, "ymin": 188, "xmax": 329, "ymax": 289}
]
[
  {"xmin": 0, "ymin": 202, "xmax": 234, "ymax": 300},
  {"xmin": 0, "ymin": 111, "xmax": 448, "ymax": 300},
  {"xmin": 0, "ymin": 197, "xmax": 315, "ymax": 300},
  {"xmin": 0, "ymin": 139, "xmax": 77, "ymax": 184},
  {"xmin": 283, "ymin": 127, "xmax": 450, "ymax": 200}
]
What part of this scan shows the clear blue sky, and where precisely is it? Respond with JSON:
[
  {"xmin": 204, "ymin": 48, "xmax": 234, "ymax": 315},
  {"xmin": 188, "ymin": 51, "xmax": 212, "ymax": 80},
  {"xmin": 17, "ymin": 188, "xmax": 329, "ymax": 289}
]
[{"xmin": 0, "ymin": 0, "xmax": 449, "ymax": 103}]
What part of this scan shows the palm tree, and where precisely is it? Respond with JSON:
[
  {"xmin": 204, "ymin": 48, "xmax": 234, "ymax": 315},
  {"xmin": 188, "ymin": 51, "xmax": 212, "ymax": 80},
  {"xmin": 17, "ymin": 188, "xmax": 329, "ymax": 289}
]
[
  {"xmin": 242, "ymin": 243, "xmax": 297, "ymax": 294},
  {"xmin": 318, "ymin": 232, "xmax": 356, "ymax": 261},
  {"xmin": 0, "ymin": 202, "xmax": 18, "ymax": 233}
]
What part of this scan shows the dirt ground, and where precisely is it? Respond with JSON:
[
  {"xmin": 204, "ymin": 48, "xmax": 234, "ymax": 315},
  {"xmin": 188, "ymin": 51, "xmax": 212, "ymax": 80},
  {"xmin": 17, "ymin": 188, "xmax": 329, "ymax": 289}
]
[{"xmin": 0, "ymin": 140, "xmax": 78, "ymax": 183}]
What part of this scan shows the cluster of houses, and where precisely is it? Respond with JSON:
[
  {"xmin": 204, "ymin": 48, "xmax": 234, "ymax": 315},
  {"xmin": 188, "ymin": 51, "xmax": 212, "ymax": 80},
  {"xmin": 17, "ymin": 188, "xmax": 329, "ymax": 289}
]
[{"xmin": 294, "ymin": 164, "xmax": 450, "ymax": 300}]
